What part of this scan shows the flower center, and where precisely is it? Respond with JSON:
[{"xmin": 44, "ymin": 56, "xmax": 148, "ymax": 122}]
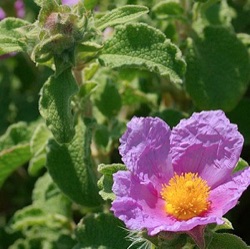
[{"xmin": 160, "ymin": 173, "xmax": 211, "ymax": 220}]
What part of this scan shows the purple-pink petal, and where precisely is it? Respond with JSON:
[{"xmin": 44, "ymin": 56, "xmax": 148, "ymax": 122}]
[
  {"xmin": 170, "ymin": 110, "xmax": 244, "ymax": 188},
  {"xmin": 0, "ymin": 8, "xmax": 6, "ymax": 20},
  {"xmin": 209, "ymin": 167, "xmax": 250, "ymax": 217},
  {"xmin": 119, "ymin": 117, "xmax": 173, "ymax": 185},
  {"xmin": 14, "ymin": 0, "xmax": 25, "ymax": 18},
  {"xmin": 62, "ymin": 0, "xmax": 80, "ymax": 5}
]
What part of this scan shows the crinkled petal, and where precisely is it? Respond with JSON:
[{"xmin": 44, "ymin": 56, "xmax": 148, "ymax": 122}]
[
  {"xmin": 112, "ymin": 171, "xmax": 159, "ymax": 208},
  {"xmin": 112, "ymin": 170, "xmax": 167, "ymax": 232},
  {"xmin": 112, "ymin": 196, "xmax": 223, "ymax": 236},
  {"xmin": 170, "ymin": 110, "xmax": 243, "ymax": 188},
  {"xmin": 112, "ymin": 170, "xmax": 224, "ymax": 235},
  {"xmin": 119, "ymin": 117, "xmax": 173, "ymax": 184},
  {"xmin": 148, "ymin": 216, "xmax": 223, "ymax": 236},
  {"xmin": 209, "ymin": 167, "xmax": 250, "ymax": 217}
]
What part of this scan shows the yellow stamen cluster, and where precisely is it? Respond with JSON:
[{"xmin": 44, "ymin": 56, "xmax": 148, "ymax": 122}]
[{"xmin": 161, "ymin": 173, "xmax": 211, "ymax": 220}]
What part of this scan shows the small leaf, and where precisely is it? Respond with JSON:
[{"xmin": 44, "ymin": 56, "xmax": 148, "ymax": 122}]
[
  {"xmin": 207, "ymin": 232, "xmax": 249, "ymax": 249},
  {"xmin": 152, "ymin": 0, "xmax": 184, "ymax": 19},
  {"xmin": 8, "ymin": 173, "xmax": 74, "ymax": 247},
  {"xmin": 28, "ymin": 154, "xmax": 47, "ymax": 176},
  {"xmin": 0, "ymin": 18, "xmax": 30, "ymax": 55},
  {"xmin": 78, "ymin": 82, "xmax": 97, "ymax": 99},
  {"xmin": 233, "ymin": 158, "xmax": 249, "ymax": 173},
  {"xmin": 78, "ymin": 42, "xmax": 103, "ymax": 52},
  {"xmin": 97, "ymin": 163, "xmax": 126, "ymax": 201},
  {"xmin": 39, "ymin": 69, "xmax": 78, "ymax": 144},
  {"xmin": 83, "ymin": 62, "xmax": 99, "ymax": 81},
  {"xmin": 28, "ymin": 123, "xmax": 51, "ymax": 176},
  {"xmin": 94, "ymin": 125, "xmax": 110, "ymax": 150},
  {"xmin": 32, "ymin": 173, "xmax": 71, "ymax": 217},
  {"xmin": 0, "ymin": 122, "xmax": 32, "ymax": 150},
  {"xmin": 47, "ymin": 117, "xmax": 102, "ymax": 207},
  {"xmin": 210, "ymin": 218, "xmax": 233, "ymax": 232},
  {"xmin": 185, "ymin": 26, "xmax": 250, "ymax": 111},
  {"xmin": 94, "ymin": 79, "xmax": 122, "ymax": 118},
  {"xmin": 99, "ymin": 23, "xmax": 186, "ymax": 84},
  {"xmin": 122, "ymin": 84, "xmax": 157, "ymax": 107},
  {"xmin": 9, "ymin": 206, "xmax": 47, "ymax": 231},
  {"xmin": 95, "ymin": 5, "xmax": 149, "ymax": 30},
  {"xmin": 74, "ymin": 213, "xmax": 132, "ymax": 249},
  {"xmin": 30, "ymin": 124, "xmax": 51, "ymax": 155},
  {"xmin": 0, "ymin": 122, "xmax": 33, "ymax": 188},
  {"xmin": 0, "ymin": 144, "xmax": 31, "ymax": 188}
]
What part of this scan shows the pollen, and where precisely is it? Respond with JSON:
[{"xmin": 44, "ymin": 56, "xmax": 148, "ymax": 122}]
[{"xmin": 160, "ymin": 173, "xmax": 211, "ymax": 220}]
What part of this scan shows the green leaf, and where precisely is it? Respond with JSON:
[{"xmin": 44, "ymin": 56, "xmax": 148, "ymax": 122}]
[
  {"xmin": 227, "ymin": 98, "xmax": 250, "ymax": 145},
  {"xmin": 185, "ymin": 26, "xmax": 250, "ymax": 111},
  {"xmin": 203, "ymin": 0, "xmax": 236, "ymax": 27},
  {"xmin": 9, "ymin": 206, "xmax": 47, "ymax": 231},
  {"xmin": 28, "ymin": 154, "xmax": 47, "ymax": 176},
  {"xmin": 97, "ymin": 163, "xmax": 126, "ymax": 201},
  {"xmin": 207, "ymin": 232, "xmax": 249, "ymax": 249},
  {"xmin": 32, "ymin": 173, "xmax": 71, "ymax": 217},
  {"xmin": 94, "ymin": 79, "xmax": 122, "ymax": 118},
  {"xmin": 83, "ymin": 62, "xmax": 99, "ymax": 81},
  {"xmin": 0, "ymin": 122, "xmax": 32, "ymax": 150},
  {"xmin": 121, "ymin": 83, "xmax": 157, "ymax": 107},
  {"xmin": 30, "ymin": 124, "xmax": 51, "ymax": 156},
  {"xmin": 28, "ymin": 123, "xmax": 52, "ymax": 176},
  {"xmin": 0, "ymin": 144, "xmax": 31, "ymax": 188},
  {"xmin": 152, "ymin": 0, "xmax": 184, "ymax": 19},
  {"xmin": 74, "ymin": 213, "xmax": 132, "ymax": 249},
  {"xmin": 233, "ymin": 158, "xmax": 249, "ymax": 173},
  {"xmin": 47, "ymin": 117, "xmax": 102, "ymax": 207},
  {"xmin": 84, "ymin": 0, "xmax": 98, "ymax": 10},
  {"xmin": 0, "ymin": 18, "xmax": 30, "ymax": 55},
  {"xmin": 39, "ymin": 69, "xmax": 79, "ymax": 144},
  {"xmin": 94, "ymin": 125, "xmax": 110, "ymax": 150},
  {"xmin": 95, "ymin": 5, "xmax": 149, "ymax": 30},
  {"xmin": 210, "ymin": 218, "xmax": 233, "ymax": 232},
  {"xmin": 0, "ymin": 122, "xmax": 33, "ymax": 188},
  {"xmin": 8, "ymin": 173, "xmax": 74, "ymax": 247},
  {"xmin": 99, "ymin": 23, "xmax": 186, "ymax": 84}
]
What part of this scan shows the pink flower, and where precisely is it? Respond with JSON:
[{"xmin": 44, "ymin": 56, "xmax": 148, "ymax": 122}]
[
  {"xmin": 61, "ymin": 0, "xmax": 80, "ymax": 5},
  {"xmin": 0, "ymin": 7, "xmax": 6, "ymax": 20},
  {"xmin": 0, "ymin": 0, "xmax": 25, "ymax": 20},
  {"xmin": 14, "ymin": 0, "xmax": 25, "ymax": 19},
  {"xmin": 111, "ymin": 110, "xmax": 250, "ymax": 236}
]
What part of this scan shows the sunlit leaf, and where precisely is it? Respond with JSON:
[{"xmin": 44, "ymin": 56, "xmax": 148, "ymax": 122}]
[
  {"xmin": 100, "ymin": 23, "xmax": 186, "ymax": 84},
  {"xmin": 95, "ymin": 5, "xmax": 149, "ymax": 30}
]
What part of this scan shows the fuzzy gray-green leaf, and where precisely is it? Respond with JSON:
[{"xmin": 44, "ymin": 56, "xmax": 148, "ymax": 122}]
[
  {"xmin": 47, "ymin": 117, "xmax": 102, "ymax": 207},
  {"xmin": 99, "ymin": 23, "xmax": 186, "ymax": 84},
  {"xmin": 39, "ymin": 69, "xmax": 78, "ymax": 144},
  {"xmin": 74, "ymin": 213, "xmax": 134, "ymax": 249},
  {"xmin": 95, "ymin": 5, "xmax": 149, "ymax": 30},
  {"xmin": 0, "ymin": 17, "xmax": 30, "ymax": 55},
  {"xmin": 0, "ymin": 122, "xmax": 33, "ymax": 188},
  {"xmin": 97, "ymin": 163, "xmax": 126, "ymax": 201}
]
